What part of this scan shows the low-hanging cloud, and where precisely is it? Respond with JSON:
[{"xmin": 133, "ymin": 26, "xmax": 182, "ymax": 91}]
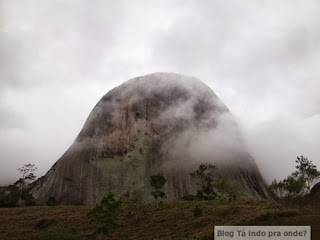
[
  {"xmin": 156, "ymin": 82, "xmax": 251, "ymax": 173},
  {"xmin": 0, "ymin": 0, "xmax": 319, "ymax": 185}
]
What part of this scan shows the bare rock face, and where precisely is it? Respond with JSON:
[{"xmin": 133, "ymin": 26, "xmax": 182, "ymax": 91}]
[{"xmin": 32, "ymin": 73, "xmax": 267, "ymax": 204}]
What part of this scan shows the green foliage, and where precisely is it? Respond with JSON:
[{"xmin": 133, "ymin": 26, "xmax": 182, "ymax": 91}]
[
  {"xmin": 36, "ymin": 226, "xmax": 83, "ymax": 240},
  {"xmin": 149, "ymin": 174, "xmax": 167, "ymax": 190},
  {"xmin": 269, "ymin": 175, "xmax": 305, "ymax": 197},
  {"xmin": 269, "ymin": 155, "xmax": 320, "ymax": 198},
  {"xmin": 149, "ymin": 174, "xmax": 167, "ymax": 208},
  {"xmin": 24, "ymin": 193, "xmax": 36, "ymax": 206},
  {"xmin": 0, "ymin": 184, "xmax": 20, "ymax": 207},
  {"xmin": 0, "ymin": 180, "xmax": 37, "ymax": 207},
  {"xmin": 87, "ymin": 192, "xmax": 122, "ymax": 236},
  {"xmin": 17, "ymin": 163, "xmax": 37, "ymax": 205},
  {"xmin": 46, "ymin": 197, "xmax": 58, "ymax": 206},
  {"xmin": 193, "ymin": 205, "xmax": 202, "ymax": 218},
  {"xmin": 269, "ymin": 179, "xmax": 285, "ymax": 198},
  {"xmin": 283, "ymin": 175, "xmax": 305, "ymax": 196},
  {"xmin": 214, "ymin": 179, "xmax": 241, "ymax": 201},
  {"xmin": 190, "ymin": 163, "xmax": 217, "ymax": 200},
  {"xmin": 151, "ymin": 191, "xmax": 166, "ymax": 200},
  {"xmin": 295, "ymin": 156, "xmax": 320, "ymax": 193}
]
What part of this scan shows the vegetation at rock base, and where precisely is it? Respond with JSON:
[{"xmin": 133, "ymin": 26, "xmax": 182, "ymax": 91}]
[
  {"xmin": 87, "ymin": 192, "xmax": 122, "ymax": 236},
  {"xmin": 295, "ymin": 156, "xmax": 320, "ymax": 193},
  {"xmin": 190, "ymin": 163, "xmax": 242, "ymax": 201},
  {"xmin": 214, "ymin": 179, "xmax": 242, "ymax": 202},
  {"xmin": 190, "ymin": 163, "xmax": 217, "ymax": 200},
  {"xmin": 149, "ymin": 174, "xmax": 167, "ymax": 208},
  {"xmin": 269, "ymin": 156, "xmax": 320, "ymax": 198},
  {"xmin": 18, "ymin": 164, "xmax": 37, "ymax": 202},
  {"xmin": 0, "ymin": 184, "xmax": 20, "ymax": 207},
  {"xmin": 46, "ymin": 197, "xmax": 58, "ymax": 206},
  {"xmin": 0, "ymin": 164, "xmax": 37, "ymax": 207}
]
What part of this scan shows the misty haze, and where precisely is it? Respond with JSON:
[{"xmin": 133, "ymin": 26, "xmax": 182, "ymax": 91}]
[{"xmin": 1, "ymin": 1, "xmax": 320, "ymax": 240}]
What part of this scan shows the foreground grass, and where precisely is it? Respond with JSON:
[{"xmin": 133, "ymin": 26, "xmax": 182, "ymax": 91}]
[{"xmin": 0, "ymin": 197, "xmax": 319, "ymax": 240}]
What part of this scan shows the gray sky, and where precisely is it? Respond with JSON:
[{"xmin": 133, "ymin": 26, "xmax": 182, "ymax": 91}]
[{"xmin": 1, "ymin": 0, "xmax": 319, "ymax": 185}]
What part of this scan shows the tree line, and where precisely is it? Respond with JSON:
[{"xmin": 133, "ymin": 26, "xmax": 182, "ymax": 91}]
[
  {"xmin": 1, "ymin": 155, "xmax": 319, "ymax": 209},
  {"xmin": 269, "ymin": 156, "xmax": 320, "ymax": 198},
  {"xmin": 0, "ymin": 163, "xmax": 37, "ymax": 207}
]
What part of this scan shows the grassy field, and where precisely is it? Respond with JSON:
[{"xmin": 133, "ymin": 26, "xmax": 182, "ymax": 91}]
[{"xmin": 0, "ymin": 197, "xmax": 319, "ymax": 240}]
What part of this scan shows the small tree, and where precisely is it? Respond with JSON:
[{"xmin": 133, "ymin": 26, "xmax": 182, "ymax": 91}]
[
  {"xmin": 215, "ymin": 179, "xmax": 241, "ymax": 202},
  {"xmin": 283, "ymin": 175, "xmax": 305, "ymax": 197},
  {"xmin": 269, "ymin": 175, "xmax": 305, "ymax": 198},
  {"xmin": 269, "ymin": 155, "xmax": 320, "ymax": 198},
  {"xmin": 295, "ymin": 156, "xmax": 320, "ymax": 193},
  {"xmin": 269, "ymin": 180, "xmax": 286, "ymax": 198},
  {"xmin": 0, "ymin": 164, "xmax": 37, "ymax": 207},
  {"xmin": 128, "ymin": 189, "xmax": 144, "ymax": 220},
  {"xmin": 190, "ymin": 163, "xmax": 217, "ymax": 200},
  {"xmin": 18, "ymin": 163, "xmax": 37, "ymax": 184},
  {"xmin": 24, "ymin": 192, "xmax": 36, "ymax": 206},
  {"xmin": 18, "ymin": 163, "xmax": 37, "ymax": 204},
  {"xmin": 87, "ymin": 192, "xmax": 122, "ymax": 236},
  {"xmin": 149, "ymin": 174, "xmax": 167, "ymax": 208}
]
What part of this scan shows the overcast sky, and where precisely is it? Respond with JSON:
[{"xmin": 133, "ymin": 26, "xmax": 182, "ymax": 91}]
[{"xmin": 1, "ymin": 0, "xmax": 319, "ymax": 185}]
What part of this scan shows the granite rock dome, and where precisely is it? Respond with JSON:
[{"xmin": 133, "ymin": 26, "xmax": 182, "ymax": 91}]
[{"xmin": 32, "ymin": 73, "xmax": 267, "ymax": 204}]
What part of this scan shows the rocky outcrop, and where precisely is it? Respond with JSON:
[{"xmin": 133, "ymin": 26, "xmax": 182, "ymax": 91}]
[{"xmin": 31, "ymin": 73, "xmax": 267, "ymax": 204}]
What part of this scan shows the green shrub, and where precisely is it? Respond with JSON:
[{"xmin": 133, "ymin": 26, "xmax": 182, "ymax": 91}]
[
  {"xmin": 214, "ymin": 179, "xmax": 241, "ymax": 202},
  {"xmin": 190, "ymin": 164, "xmax": 217, "ymax": 200},
  {"xmin": 87, "ymin": 192, "xmax": 122, "ymax": 236},
  {"xmin": 0, "ymin": 185, "xmax": 19, "ymax": 207},
  {"xmin": 24, "ymin": 193, "xmax": 36, "ymax": 206},
  {"xmin": 150, "ymin": 174, "xmax": 167, "ymax": 208},
  {"xmin": 193, "ymin": 205, "xmax": 203, "ymax": 218},
  {"xmin": 46, "ymin": 197, "xmax": 57, "ymax": 206}
]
